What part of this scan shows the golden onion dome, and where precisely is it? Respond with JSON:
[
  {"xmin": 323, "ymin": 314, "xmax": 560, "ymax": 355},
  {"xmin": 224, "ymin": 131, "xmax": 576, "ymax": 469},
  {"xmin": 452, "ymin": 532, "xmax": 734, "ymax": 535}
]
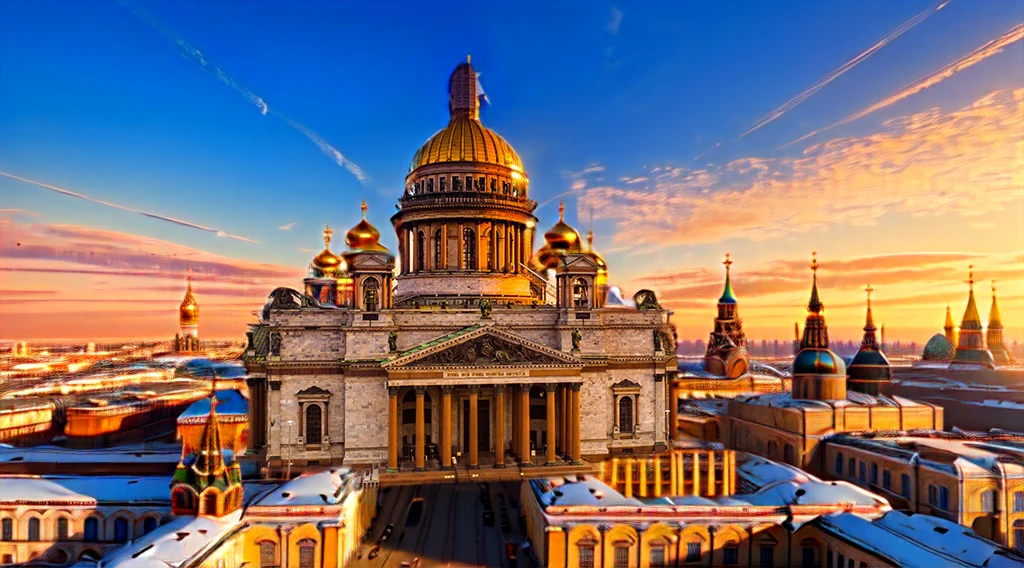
[
  {"xmin": 544, "ymin": 201, "xmax": 581, "ymax": 251},
  {"xmin": 179, "ymin": 276, "xmax": 199, "ymax": 326},
  {"xmin": 409, "ymin": 57, "xmax": 526, "ymax": 176},
  {"xmin": 311, "ymin": 225, "xmax": 345, "ymax": 277},
  {"xmin": 346, "ymin": 201, "xmax": 390, "ymax": 253},
  {"xmin": 531, "ymin": 243, "xmax": 561, "ymax": 270}
]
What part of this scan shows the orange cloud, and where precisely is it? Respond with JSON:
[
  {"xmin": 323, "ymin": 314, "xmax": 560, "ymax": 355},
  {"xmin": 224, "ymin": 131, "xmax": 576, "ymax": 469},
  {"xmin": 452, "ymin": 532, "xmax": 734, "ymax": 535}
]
[{"xmin": 584, "ymin": 89, "xmax": 1024, "ymax": 248}]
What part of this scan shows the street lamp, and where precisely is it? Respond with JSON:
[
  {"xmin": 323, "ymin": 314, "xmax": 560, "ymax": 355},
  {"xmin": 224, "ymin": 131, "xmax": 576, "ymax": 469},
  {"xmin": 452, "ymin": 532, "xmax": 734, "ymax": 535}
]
[
  {"xmin": 286, "ymin": 419, "xmax": 294, "ymax": 479},
  {"xmin": 665, "ymin": 409, "xmax": 671, "ymax": 445}
]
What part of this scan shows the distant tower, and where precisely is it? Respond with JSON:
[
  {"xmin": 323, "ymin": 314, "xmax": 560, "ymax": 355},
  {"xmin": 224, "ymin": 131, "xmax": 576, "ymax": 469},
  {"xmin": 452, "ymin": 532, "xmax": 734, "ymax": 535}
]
[
  {"xmin": 704, "ymin": 253, "xmax": 749, "ymax": 378},
  {"xmin": 175, "ymin": 274, "xmax": 201, "ymax": 353},
  {"xmin": 791, "ymin": 253, "xmax": 846, "ymax": 401},
  {"xmin": 793, "ymin": 322, "xmax": 800, "ymax": 355},
  {"xmin": 170, "ymin": 388, "xmax": 243, "ymax": 517},
  {"xmin": 847, "ymin": 285, "xmax": 891, "ymax": 395},
  {"xmin": 987, "ymin": 281, "xmax": 1013, "ymax": 365},
  {"xmin": 944, "ymin": 303, "xmax": 958, "ymax": 346},
  {"xmin": 950, "ymin": 266, "xmax": 995, "ymax": 369},
  {"xmin": 880, "ymin": 324, "xmax": 886, "ymax": 353}
]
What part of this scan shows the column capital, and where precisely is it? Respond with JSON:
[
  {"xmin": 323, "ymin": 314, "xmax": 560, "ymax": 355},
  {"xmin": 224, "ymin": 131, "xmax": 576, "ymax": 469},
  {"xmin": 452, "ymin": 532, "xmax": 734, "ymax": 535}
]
[
  {"xmin": 467, "ymin": 385, "xmax": 481, "ymax": 395},
  {"xmin": 493, "ymin": 384, "xmax": 506, "ymax": 394},
  {"xmin": 440, "ymin": 385, "xmax": 454, "ymax": 395},
  {"xmin": 518, "ymin": 383, "xmax": 532, "ymax": 394},
  {"xmin": 387, "ymin": 386, "xmax": 400, "ymax": 397},
  {"xmin": 544, "ymin": 383, "xmax": 557, "ymax": 393},
  {"xmin": 569, "ymin": 383, "xmax": 582, "ymax": 393},
  {"xmin": 414, "ymin": 386, "xmax": 427, "ymax": 396}
]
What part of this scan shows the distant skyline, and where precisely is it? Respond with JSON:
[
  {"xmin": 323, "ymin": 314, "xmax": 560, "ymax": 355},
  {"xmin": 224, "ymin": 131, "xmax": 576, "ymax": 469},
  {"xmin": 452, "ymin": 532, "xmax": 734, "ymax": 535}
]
[{"xmin": 2, "ymin": 1, "xmax": 1022, "ymax": 343}]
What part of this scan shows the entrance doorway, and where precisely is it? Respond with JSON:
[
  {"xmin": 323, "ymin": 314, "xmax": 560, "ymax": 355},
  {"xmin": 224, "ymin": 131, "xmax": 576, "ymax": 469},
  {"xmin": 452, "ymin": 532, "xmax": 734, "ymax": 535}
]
[{"xmin": 462, "ymin": 399, "xmax": 491, "ymax": 453}]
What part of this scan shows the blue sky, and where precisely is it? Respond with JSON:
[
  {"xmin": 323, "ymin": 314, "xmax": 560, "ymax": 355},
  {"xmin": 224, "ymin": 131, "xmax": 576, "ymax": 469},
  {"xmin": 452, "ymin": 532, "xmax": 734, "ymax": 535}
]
[{"xmin": 2, "ymin": 0, "xmax": 1022, "ymax": 341}]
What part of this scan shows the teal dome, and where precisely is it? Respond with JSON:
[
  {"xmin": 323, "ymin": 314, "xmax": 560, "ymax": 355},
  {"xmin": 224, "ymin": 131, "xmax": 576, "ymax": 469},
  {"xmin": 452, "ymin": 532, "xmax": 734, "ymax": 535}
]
[
  {"xmin": 921, "ymin": 333, "xmax": 955, "ymax": 361},
  {"xmin": 792, "ymin": 348, "xmax": 846, "ymax": 375}
]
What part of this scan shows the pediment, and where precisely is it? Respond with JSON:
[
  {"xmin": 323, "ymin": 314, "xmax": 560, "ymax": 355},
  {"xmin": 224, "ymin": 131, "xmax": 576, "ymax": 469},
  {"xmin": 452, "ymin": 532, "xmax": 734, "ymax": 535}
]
[
  {"xmin": 297, "ymin": 386, "xmax": 331, "ymax": 396},
  {"xmin": 611, "ymin": 379, "xmax": 642, "ymax": 390},
  {"xmin": 562, "ymin": 254, "xmax": 600, "ymax": 271},
  {"xmin": 384, "ymin": 326, "xmax": 583, "ymax": 369}
]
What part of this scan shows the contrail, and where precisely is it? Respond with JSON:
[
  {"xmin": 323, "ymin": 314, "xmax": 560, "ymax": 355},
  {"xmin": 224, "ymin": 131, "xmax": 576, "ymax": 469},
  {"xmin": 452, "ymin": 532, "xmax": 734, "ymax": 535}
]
[
  {"xmin": 119, "ymin": 1, "xmax": 369, "ymax": 184},
  {"xmin": 693, "ymin": 142, "xmax": 720, "ymax": 161},
  {"xmin": 784, "ymin": 22, "xmax": 1024, "ymax": 148},
  {"xmin": 740, "ymin": 0, "xmax": 950, "ymax": 139},
  {"xmin": 0, "ymin": 171, "xmax": 259, "ymax": 243}
]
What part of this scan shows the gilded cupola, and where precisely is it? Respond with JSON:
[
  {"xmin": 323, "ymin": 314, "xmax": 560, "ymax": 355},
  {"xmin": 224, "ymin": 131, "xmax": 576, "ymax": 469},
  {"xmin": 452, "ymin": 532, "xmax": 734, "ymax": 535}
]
[
  {"xmin": 179, "ymin": 275, "xmax": 199, "ymax": 327},
  {"xmin": 311, "ymin": 225, "xmax": 345, "ymax": 277},
  {"xmin": 791, "ymin": 253, "xmax": 848, "ymax": 401},
  {"xmin": 544, "ymin": 201, "xmax": 582, "ymax": 252},
  {"xmin": 409, "ymin": 56, "xmax": 526, "ymax": 176},
  {"xmin": 346, "ymin": 201, "xmax": 390, "ymax": 253}
]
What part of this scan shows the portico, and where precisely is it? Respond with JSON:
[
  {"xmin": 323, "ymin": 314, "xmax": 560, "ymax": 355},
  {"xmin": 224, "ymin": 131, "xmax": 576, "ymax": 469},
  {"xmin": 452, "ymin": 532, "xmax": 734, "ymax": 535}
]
[{"xmin": 382, "ymin": 326, "xmax": 585, "ymax": 472}]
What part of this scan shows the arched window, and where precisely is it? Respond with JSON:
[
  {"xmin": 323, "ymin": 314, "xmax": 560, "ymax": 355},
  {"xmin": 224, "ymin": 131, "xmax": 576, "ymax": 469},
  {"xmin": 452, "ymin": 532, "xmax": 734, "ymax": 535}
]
[
  {"xmin": 462, "ymin": 228, "xmax": 476, "ymax": 269},
  {"xmin": 578, "ymin": 543, "xmax": 596, "ymax": 568},
  {"xmin": 848, "ymin": 458, "xmax": 856, "ymax": 477},
  {"xmin": 767, "ymin": 441, "xmax": 779, "ymax": 460},
  {"xmin": 882, "ymin": 469, "xmax": 892, "ymax": 491},
  {"xmin": 416, "ymin": 231, "xmax": 425, "ymax": 271},
  {"xmin": 870, "ymin": 463, "xmax": 879, "ymax": 485},
  {"xmin": 939, "ymin": 486, "xmax": 949, "ymax": 510},
  {"xmin": 259, "ymin": 541, "xmax": 278, "ymax": 568},
  {"xmin": 363, "ymin": 278, "xmax": 379, "ymax": 312},
  {"xmin": 433, "ymin": 229, "xmax": 443, "ymax": 269},
  {"xmin": 613, "ymin": 545, "xmax": 629, "ymax": 568},
  {"xmin": 573, "ymin": 278, "xmax": 590, "ymax": 308},
  {"xmin": 784, "ymin": 444, "xmax": 795, "ymax": 465},
  {"xmin": 2, "ymin": 518, "xmax": 13, "ymax": 541},
  {"xmin": 57, "ymin": 517, "xmax": 69, "ymax": 540},
  {"xmin": 859, "ymin": 461, "xmax": 867, "ymax": 482},
  {"xmin": 28, "ymin": 518, "xmax": 40, "ymax": 541},
  {"xmin": 981, "ymin": 490, "xmax": 996, "ymax": 513},
  {"xmin": 836, "ymin": 453, "xmax": 844, "ymax": 475},
  {"xmin": 618, "ymin": 397, "xmax": 634, "ymax": 434},
  {"xmin": 305, "ymin": 404, "xmax": 323, "ymax": 445},
  {"xmin": 203, "ymin": 491, "xmax": 218, "ymax": 515},
  {"xmin": 900, "ymin": 473, "xmax": 911, "ymax": 499},
  {"xmin": 649, "ymin": 543, "xmax": 666, "ymax": 567},
  {"xmin": 173, "ymin": 488, "xmax": 192, "ymax": 512},
  {"xmin": 83, "ymin": 517, "xmax": 99, "ymax": 541},
  {"xmin": 113, "ymin": 518, "xmax": 129, "ymax": 543},
  {"xmin": 298, "ymin": 539, "xmax": 316, "ymax": 568},
  {"xmin": 142, "ymin": 517, "xmax": 158, "ymax": 535}
]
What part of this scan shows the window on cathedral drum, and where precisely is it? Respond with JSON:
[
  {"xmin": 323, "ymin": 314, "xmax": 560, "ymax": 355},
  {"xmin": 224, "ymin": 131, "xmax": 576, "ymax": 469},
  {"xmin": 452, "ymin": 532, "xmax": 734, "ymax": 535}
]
[
  {"xmin": 1, "ymin": 518, "xmax": 11, "ymax": 541},
  {"xmin": 613, "ymin": 546, "xmax": 629, "ymax": 568},
  {"xmin": 28, "ymin": 518, "xmax": 40, "ymax": 541},
  {"xmin": 416, "ymin": 231, "xmax": 425, "ymax": 271},
  {"xmin": 1014, "ymin": 491, "xmax": 1024, "ymax": 513},
  {"xmin": 57, "ymin": 517, "xmax": 69, "ymax": 540},
  {"xmin": 298, "ymin": 539, "xmax": 316, "ymax": 568},
  {"xmin": 573, "ymin": 278, "xmax": 590, "ymax": 308},
  {"xmin": 114, "ymin": 518, "xmax": 129, "ymax": 543},
  {"xmin": 305, "ymin": 404, "xmax": 323, "ymax": 446},
  {"xmin": 462, "ymin": 228, "xmax": 476, "ymax": 269},
  {"xmin": 363, "ymin": 278, "xmax": 379, "ymax": 312},
  {"xmin": 618, "ymin": 397, "xmax": 634, "ymax": 434},
  {"xmin": 723, "ymin": 544, "xmax": 739, "ymax": 565},
  {"xmin": 259, "ymin": 541, "xmax": 279, "ymax": 568},
  {"xmin": 84, "ymin": 517, "xmax": 99, "ymax": 541},
  {"xmin": 578, "ymin": 544, "xmax": 595, "ymax": 568},
  {"xmin": 685, "ymin": 541, "xmax": 701, "ymax": 563}
]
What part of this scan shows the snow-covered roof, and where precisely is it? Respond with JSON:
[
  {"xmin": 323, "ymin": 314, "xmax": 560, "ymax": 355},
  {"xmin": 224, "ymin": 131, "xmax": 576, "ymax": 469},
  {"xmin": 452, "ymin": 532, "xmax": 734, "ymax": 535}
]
[
  {"xmin": 252, "ymin": 468, "xmax": 356, "ymax": 507},
  {"xmin": 530, "ymin": 475, "xmax": 642, "ymax": 508},
  {"xmin": 827, "ymin": 433, "xmax": 1024, "ymax": 477},
  {"xmin": 98, "ymin": 510, "xmax": 242, "ymax": 568},
  {"xmin": 736, "ymin": 455, "xmax": 812, "ymax": 488},
  {"xmin": 816, "ymin": 511, "xmax": 1024, "ymax": 567},
  {"xmin": 0, "ymin": 475, "xmax": 170, "ymax": 504},
  {"xmin": 734, "ymin": 390, "xmax": 927, "ymax": 410},
  {"xmin": 675, "ymin": 359, "xmax": 787, "ymax": 380}
]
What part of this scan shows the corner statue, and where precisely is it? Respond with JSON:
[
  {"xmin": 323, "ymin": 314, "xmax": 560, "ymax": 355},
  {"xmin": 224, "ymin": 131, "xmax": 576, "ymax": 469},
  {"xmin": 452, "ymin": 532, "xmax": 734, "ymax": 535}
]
[
  {"xmin": 571, "ymin": 328, "xmax": 582, "ymax": 351},
  {"xmin": 479, "ymin": 298, "xmax": 492, "ymax": 319},
  {"xmin": 388, "ymin": 330, "xmax": 398, "ymax": 352}
]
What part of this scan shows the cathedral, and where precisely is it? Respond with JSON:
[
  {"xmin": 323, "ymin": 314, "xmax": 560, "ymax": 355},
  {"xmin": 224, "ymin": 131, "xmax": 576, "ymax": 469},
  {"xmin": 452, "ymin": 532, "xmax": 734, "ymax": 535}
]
[
  {"xmin": 174, "ymin": 274, "xmax": 201, "ymax": 353},
  {"xmin": 921, "ymin": 267, "xmax": 1013, "ymax": 367},
  {"xmin": 243, "ymin": 58, "xmax": 677, "ymax": 475}
]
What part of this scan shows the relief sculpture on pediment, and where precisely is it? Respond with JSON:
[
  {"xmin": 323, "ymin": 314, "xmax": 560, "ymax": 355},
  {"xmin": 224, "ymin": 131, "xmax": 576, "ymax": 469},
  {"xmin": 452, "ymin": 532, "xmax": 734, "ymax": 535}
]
[{"xmin": 411, "ymin": 335, "xmax": 563, "ymax": 366}]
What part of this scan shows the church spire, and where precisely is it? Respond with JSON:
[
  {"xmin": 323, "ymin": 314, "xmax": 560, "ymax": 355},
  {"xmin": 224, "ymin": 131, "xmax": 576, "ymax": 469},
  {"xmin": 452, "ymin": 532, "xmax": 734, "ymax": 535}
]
[
  {"xmin": 989, "ymin": 280, "xmax": 1003, "ymax": 330},
  {"xmin": 193, "ymin": 382, "xmax": 225, "ymax": 478},
  {"xmin": 719, "ymin": 253, "xmax": 738, "ymax": 305},
  {"xmin": 960, "ymin": 266, "xmax": 982, "ymax": 331},
  {"xmin": 807, "ymin": 252, "xmax": 823, "ymax": 314},
  {"xmin": 801, "ymin": 253, "xmax": 829, "ymax": 349},
  {"xmin": 860, "ymin": 285, "xmax": 879, "ymax": 350}
]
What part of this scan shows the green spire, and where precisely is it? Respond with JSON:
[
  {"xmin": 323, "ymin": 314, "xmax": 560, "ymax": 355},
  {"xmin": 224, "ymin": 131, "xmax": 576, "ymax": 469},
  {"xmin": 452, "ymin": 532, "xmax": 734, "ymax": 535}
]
[{"xmin": 718, "ymin": 253, "xmax": 738, "ymax": 304}]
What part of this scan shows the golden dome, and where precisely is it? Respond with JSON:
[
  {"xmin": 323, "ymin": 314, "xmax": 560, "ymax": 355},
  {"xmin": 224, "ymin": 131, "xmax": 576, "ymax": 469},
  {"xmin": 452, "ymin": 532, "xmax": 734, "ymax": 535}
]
[
  {"xmin": 410, "ymin": 116, "xmax": 525, "ymax": 173},
  {"xmin": 346, "ymin": 201, "xmax": 390, "ymax": 253},
  {"xmin": 531, "ymin": 243, "xmax": 560, "ymax": 270},
  {"xmin": 311, "ymin": 225, "xmax": 345, "ymax": 277},
  {"xmin": 544, "ymin": 201, "xmax": 581, "ymax": 251},
  {"xmin": 179, "ymin": 275, "xmax": 199, "ymax": 326},
  {"xmin": 409, "ymin": 58, "xmax": 526, "ymax": 175}
]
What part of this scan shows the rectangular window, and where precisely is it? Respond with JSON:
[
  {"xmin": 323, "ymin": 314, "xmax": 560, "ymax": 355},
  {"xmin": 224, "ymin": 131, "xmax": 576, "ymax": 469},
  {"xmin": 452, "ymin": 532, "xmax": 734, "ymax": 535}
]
[
  {"xmin": 882, "ymin": 470, "xmax": 891, "ymax": 491},
  {"xmin": 827, "ymin": 550, "xmax": 833, "ymax": 568},
  {"xmin": 848, "ymin": 458, "xmax": 855, "ymax": 477},
  {"xmin": 1, "ymin": 519, "xmax": 11, "ymax": 541},
  {"xmin": 723, "ymin": 545, "xmax": 739, "ymax": 565},
  {"xmin": 579, "ymin": 545, "xmax": 595, "ymax": 568},
  {"xmin": 901, "ymin": 474, "xmax": 911, "ymax": 499},
  {"xmin": 802, "ymin": 547, "xmax": 816, "ymax": 568},
  {"xmin": 928, "ymin": 485, "xmax": 938, "ymax": 506},
  {"xmin": 760, "ymin": 546, "xmax": 775, "ymax": 568},
  {"xmin": 614, "ymin": 546, "xmax": 629, "ymax": 568},
  {"xmin": 650, "ymin": 545, "xmax": 666, "ymax": 567},
  {"xmin": 940, "ymin": 486, "xmax": 949, "ymax": 510},
  {"xmin": 859, "ymin": 462, "xmax": 867, "ymax": 482},
  {"xmin": 870, "ymin": 463, "xmax": 878, "ymax": 485},
  {"xmin": 837, "ymin": 553, "xmax": 845, "ymax": 568},
  {"xmin": 1014, "ymin": 492, "xmax": 1024, "ymax": 513},
  {"xmin": 299, "ymin": 545, "xmax": 314, "ymax": 568},
  {"xmin": 686, "ymin": 542, "xmax": 701, "ymax": 563}
]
